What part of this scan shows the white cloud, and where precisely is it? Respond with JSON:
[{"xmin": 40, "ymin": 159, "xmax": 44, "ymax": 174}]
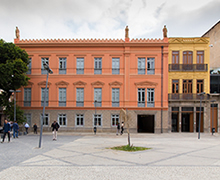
[{"xmin": 0, "ymin": 0, "xmax": 219, "ymax": 42}]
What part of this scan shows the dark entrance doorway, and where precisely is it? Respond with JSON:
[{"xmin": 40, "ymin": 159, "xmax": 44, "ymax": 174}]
[
  {"xmin": 138, "ymin": 115, "xmax": 154, "ymax": 133},
  {"xmin": 172, "ymin": 112, "xmax": 179, "ymax": 132},
  {"xmin": 181, "ymin": 113, "xmax": 194, "ymax": 132}
]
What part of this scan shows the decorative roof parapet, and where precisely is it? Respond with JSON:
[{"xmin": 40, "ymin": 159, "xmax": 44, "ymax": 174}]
[
  {"xmin": 18, "ymin": 38, "xmax": 124, "ymax": 43},
  {"xmin": 16, "ymin": 38, "xmax": 167, "ymax": 44}
]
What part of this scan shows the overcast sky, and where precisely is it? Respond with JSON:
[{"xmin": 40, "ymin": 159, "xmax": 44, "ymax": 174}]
[{"xmin": 0, "ymin": 0, "xmax": 220, "ymax": 42}]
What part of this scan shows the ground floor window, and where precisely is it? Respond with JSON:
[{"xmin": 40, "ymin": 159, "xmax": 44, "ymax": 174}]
[
  {"xmin": 58, "ymin": 114, "xmax": 66, "ymax": 126},
  {"xmin": 76, "ymin": 114, "xmax": 84, "ymax": 126},
  {"xmin": 24, "ymin": 113, "xmax": 32, "ymax": 126},
  {"xmin": 111, "ymin": 114, "xmax": 119, "ymax": 127},
  {"xmin": 93, "ymin": 114, "xmax": 102, "ymax": 127},
  {"xmin": 40, "ymin": 113, "xmax": 49, "ymax": 126}
]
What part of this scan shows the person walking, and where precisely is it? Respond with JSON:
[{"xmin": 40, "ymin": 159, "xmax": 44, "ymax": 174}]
[
  {"xmin": 121, "ymin": 122, "xmax": 124, "ymax": 135},
  {"xmin": 33, "ymin": 123, "xmax": 37, "ymax": 134},
  {"xmin": 116, "ymin": 123, "xmax": 120, "ymax": 135},
  {"xmin": 24, "ymin": 122, "xmax": 30, "ymax": 134},
  {"xmin": 1, "ymin": 119, "xmax": 11, "ymax": 143},
  {"xmin": 13, "ymin": 121, "xmax": 19, "ymax": 138},
  {"xmin": 51, "ymin": 121, "xmax": 60, "ymax": 140}
]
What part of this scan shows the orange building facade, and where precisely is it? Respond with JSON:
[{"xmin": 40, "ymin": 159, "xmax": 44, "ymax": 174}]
[{"xmin": 14, "ymin": 28, "xmax": 169, "ymax": 133}]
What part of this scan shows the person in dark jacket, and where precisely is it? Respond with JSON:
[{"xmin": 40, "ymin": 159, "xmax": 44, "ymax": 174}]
[
  {"xmin": 1, "ymin": 119, "xmax": 11, "ymax": 143},
  {"xmin": 51, "ymin": 121, "xmax": 60, "ymax": 140},
  {"xmin": 13, "ymin": 121, "xmax": 19, "ymax": 138},
  {"xmin": 116, "ymin": 123, "xmax": 120, "ymax": 135},
  {"xmin": 33, "ymin": 123, "xmax": 37, "ymax": 134}
]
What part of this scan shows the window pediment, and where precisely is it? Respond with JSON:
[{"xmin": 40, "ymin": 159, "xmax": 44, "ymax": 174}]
[
  {"xmin": 38, "ymin": 81, "xmax": 51, "ymax": 87},
  {"xmin": 109, "ymin": 81, "xmax": 122, "ymax": 87},
  {"xmin": 25, "ymin": 81, "xmax": 34, "ymax": 87},
  {"xmin": 91, "ymin": 81, "xmax": 105, "ymax": 87},
  {"xmin": 55, "ymin": 80, "xmax": 69, "ymax": 87},
  {"xmin": 73, "ymin": 81, "xmax": 87, "ymax": 87},
  {"xmin": 135, "ymin": 80, "xmax": 158, "ymax": 87}
]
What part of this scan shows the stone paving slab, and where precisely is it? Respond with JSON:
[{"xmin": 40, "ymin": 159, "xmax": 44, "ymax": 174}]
[{"xmin": 0, "ymin": 132, "xmax": 220, "ymax": 179}]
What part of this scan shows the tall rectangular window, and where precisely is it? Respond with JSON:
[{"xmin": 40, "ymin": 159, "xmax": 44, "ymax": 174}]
[
  {"xmin": 77, "ymin": 58, "xmax": 84, "ymax": 74},
  {"xmin": 93, "ymin": 114, "xmax": 102, "ymax": 127},
  {"xmin": 197, "ymin": 51, "xmax": 204, "ymax": 70},
  {"xmin": 26, "ymin": 58, "xmax": 32, "ymax": 74},
  {"xmin": 41, "ymin": 88, "xmax": 49, "ymax": 106},
  {"xmin": 138, "ymin": 58, "xmax": 145, "ymax": 74},
  {"xmin": 59, "ymin": 58, "xmax": 66, "ymax": 74},
  {"xmin": 58, "ymin": 114, "xmax": 66, "ymax": 126},
  {"xmin": 197, "ymin": 51, "xmax": 204, "ymax": 64},
  {"xmin": 112, "ymin": 88, "xmax": 119, "ymax": 107},
  {"xmin": 76, "ymin": 114, "xmax": 84, "ymax": 126},
  {"xmin": 183, "ymin": 51, "xmax": 193, "ymax": 70},
  {"xmin": 197, "ymin": 80, "xmax": 204, "ymax": 93},
  {"xmin": 172, "ymin": 80, "xmax": 179, "ymax": 93},
  {"xmin": 111, "ymin": 114, "xmax": 119, "ymax": 127},
  {"xmin": 41, "ymin": 113, "xmax": 49, "ymax": 126},
  {"xmin": 138, "ymin": 88, "xmax": 145, "ymax": 107},
  {"xmin": 24, "ymin": 88, "xmax": 31, "ymax": 107},
  {"xmin": 24, "ymin": 113, "xmax": 31, "ymax": 126},
  {"xmin": 76, "ymin": 88, "xmax": 84, "ymax": 107},
  {"xmin": 41, "ymin": 58, "xmax": 49, "ymax": 74},
  {"xmin": 147, "ymin": 58, "xmax": 155, "ymax": 74},
  {"xmin": 112, "ymin": 58, "xmax": 120, "ymax": 74},
  {"xmin": 94, "ymin": 58, "xmax": 102, "ymax": 74},
  {"xmin": 94, "ymin": 88, "xmax": 102, "ymax": 107},
  {"xmin": 59, "ymin": 88, "xmax": 66, "ymax": 106},
  {"xmin": 172, "ymin": 51, "xmax": 179, "ymax": 70},
  {"xmin": 183, "ymin": 80, "xmax": 192, "ymax": 93},
  {"xmin": 147, "ymin": 88, "xmax": 154, "ymax": 107}
]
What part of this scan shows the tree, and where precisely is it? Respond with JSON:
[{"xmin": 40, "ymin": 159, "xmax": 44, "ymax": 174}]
[
  {"xmin": 0, "ymin": 39, "xmax": 30, "ymax": 123},
  {"xmin": 120, "ymin": 109, "xmax": 132, "ymax": 146}
]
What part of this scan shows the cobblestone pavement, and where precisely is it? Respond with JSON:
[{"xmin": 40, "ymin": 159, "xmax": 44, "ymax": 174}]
[{"xmin": 0, "ymin": 132, "xmax": 220, "ymax": 180}]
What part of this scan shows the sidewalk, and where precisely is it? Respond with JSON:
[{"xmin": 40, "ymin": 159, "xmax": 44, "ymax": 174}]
[{"xmin": 0, "ymin": 133, "xmax": 220, "ymax": 179}]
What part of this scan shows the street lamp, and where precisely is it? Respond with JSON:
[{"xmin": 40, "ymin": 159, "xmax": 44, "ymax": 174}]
[
  {"xmin": 210, "ymin": 99, "xmax": 216, "ymax": 135},
  {"xmin": 93, "ymin": 100, "xmax": 97, "ymax": 134},
  {"xmin": 39, "ymin": 63, "xmax": 53, "ymax": 148},
  {"xmin": 198, "ymin": 92, "xmax": 206, "ymax": 139},
  {"xmin": 9, "ymin": 89, "xmax": 21, "ymax": 122}
]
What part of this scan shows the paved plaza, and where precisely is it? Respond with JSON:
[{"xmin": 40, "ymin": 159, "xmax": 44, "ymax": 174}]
[{"xmin": 0, "ymin": 132, "xmax": 220, "ymax": 180}]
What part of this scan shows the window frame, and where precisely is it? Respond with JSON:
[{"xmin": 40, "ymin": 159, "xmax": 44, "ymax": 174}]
[
  {"xmin": 24, "ymin": 88, "xmax": 31, "ymax": 107},
  {"xmin": 41, "ymin": 58, "xmax": 49, "ymax": 74},
  {"xmin": 41, "ymin": 113, "xmax": 49, "ymax": 126},
  {"xmin": 147, "ymin": 58, "xmax": 155, "ymax": 74},
  {"xmin": 93, "ymin": 114, "xmax": 102, "ymax": 127},
  {"xmin": 41, "ymin": 87, "xmax": 49, "ymax": 107},
  {"xmin": 138, "ymin": 88, "xmax": 145, "ymax": 107},
  {"xmin": 59, "ymin": 88, "xmax": 66, "ymax": 107},
  {"xmin": 112, "ymin": 58, "xmax": 120, "ymax": 74},
  {"xmin": 58, "ymin": 114, "xmax": 67, "ymax": 126},
  {"xmin": 111, "ymin": 114, "xmax": 120, "ymax": 127},
  {"xmin": 76, "ymin": 88, "xmax": 84, "ymax": 107},
  {"xmin": 59, "ymin": 57, "xmax": 66, "ymax": 74},
  {"xmin": 94, "ymin": 58, "xmax": 102, "ymax": 74},
  {"xmin": 112, "ymin": 88, "xmax": 119, "ymax": 107},
  {"xmin": 94, "ymin": 88, "xmax": 102, "ymax": 107},
  {"xmin": 147, "ymin": 88, "xmax": 155, "ymax": 107},
  {"xmin": 138, "ymin": 57, "xmax": 146, "ymax": 74},
  {"xmin": 77, "ymin": 57, "xmax": 84, "ymax": 74},
  {"xmin": 75, "ymin": 114, "xmax": 84, "ymax": 127}
]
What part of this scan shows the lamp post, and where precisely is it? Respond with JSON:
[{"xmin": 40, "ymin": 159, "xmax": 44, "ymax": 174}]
[
  {"xmin": 9, "ymin": 89, "xmax": 21, "ymax": 122},
  {"xmin": 93, "ymin": 100, "xmax": 97, "ymax": 134},
  {"xmin": 210, "ymin": 99, "xmax": 216, "ymax": 135},
  {"xmin": 39, "ymin": 63, "xmax": 53, "ymax": 148},
  {"xmin": 198, "ymin": 92, "xmax": 205, "ymax": 139}
]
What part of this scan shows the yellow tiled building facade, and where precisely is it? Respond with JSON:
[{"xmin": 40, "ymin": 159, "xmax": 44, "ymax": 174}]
[{"xmin": 168, "ymin": 37, "xmax": 212, "ymax": 133}]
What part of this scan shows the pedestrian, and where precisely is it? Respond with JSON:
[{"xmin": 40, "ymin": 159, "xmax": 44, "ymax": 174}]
[
  {"xmin": 121, "ymin": 122, "xmax": 124, "ymax": 135},
  {"xmin": 24, "ymin": 122, "xmax": 30, "ymax": 134},
  {"xmin": 94, "ymin": 126, "xmax": 97, "ymax": 135},
  {"xmin": 13, "ymin": 121, "xmax": 19, "ymax": 138},
  {"xmin": 116, "ymin": 122, "xmax": 120, "ymax": 135},
  {"xmin": 51, "ymin": 121, "xmax": 60, "ymax": 140},
  {"xmin": 1, "ymin": 119, "xmax": 11, "ymax": 143},
  {"xmin": 33, "ymin": 123, "xmax": 37, "ymax": 134}
]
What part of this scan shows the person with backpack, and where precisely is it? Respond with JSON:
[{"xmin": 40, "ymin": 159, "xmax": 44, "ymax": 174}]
[
  {"xmin": 1, "ymin": 119, "xmax": 11, "ymax": 143},
  {"xmin": 51, "ymin": 121, "xmax": 60, "ymax": 140}
]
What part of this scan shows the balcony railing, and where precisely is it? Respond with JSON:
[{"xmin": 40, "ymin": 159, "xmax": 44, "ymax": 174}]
[
  {"xmin": 169, "ymin": 64, "xmax": 208, "ymax": 71},
  {"xmin": 169, "ymin": 93, "xmax": 208, "ymax": 100}
]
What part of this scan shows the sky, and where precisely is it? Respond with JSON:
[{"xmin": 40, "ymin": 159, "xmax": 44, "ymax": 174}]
[{"xmin": 0, "ymin": 0, "xmax": 220, "ymax": 42}]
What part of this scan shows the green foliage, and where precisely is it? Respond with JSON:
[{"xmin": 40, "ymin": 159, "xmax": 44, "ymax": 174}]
[
  {"xmin": 4, "ymin": 101, "xmax": 26, "ymax": 124},
  {"xmin": 110, "ymin": 145, "xmax": 151, "ymax": 152},
  {"xmin": 0, "ymin": 39, "xmax": 30, "ymax": 119}
]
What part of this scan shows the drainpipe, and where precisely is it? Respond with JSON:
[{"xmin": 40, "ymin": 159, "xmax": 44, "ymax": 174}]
[{"xmin": 161, "ymin": 46, "xmax": 164, "ymax": 133}]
